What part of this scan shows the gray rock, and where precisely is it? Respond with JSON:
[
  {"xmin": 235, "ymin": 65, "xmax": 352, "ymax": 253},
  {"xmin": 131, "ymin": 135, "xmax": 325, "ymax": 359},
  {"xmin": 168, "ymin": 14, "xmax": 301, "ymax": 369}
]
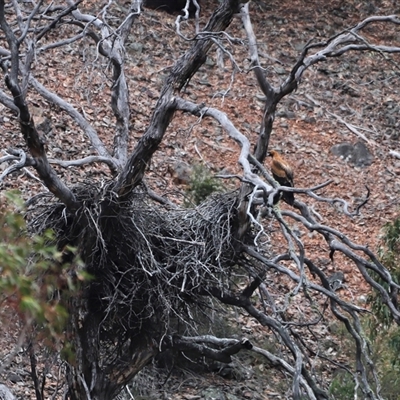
[
  {"xmin": 6, "ymin": 373, "xmax": 23, "ymax": 383},
  {"xmin": 276, "ymin": 109, "xmax": 296, "ymax": 119},
  {"xmin": 201, "ymin": 387, "xmax": 226, "ymax": 400},
  {"xmin": 127, "ymin": 42, "xmax": 144, "ymax": 53},
  {"xmin": 327, "ymin": 271, "xmax": 345, "ymax": 291},
  {"xmin": 226, "ymin": 394, "xmax": 242, "ymax": 400},
  {"xmin": 352, "ymin": 141, "xmax": 374, "ymax": 167},
  {"xmin": 330, "ymin": 141, "xmax": 373, "ymax": 167},
  {"xmin": 331, "ymin": 142, "xmax": 353, "ymax": 159}
]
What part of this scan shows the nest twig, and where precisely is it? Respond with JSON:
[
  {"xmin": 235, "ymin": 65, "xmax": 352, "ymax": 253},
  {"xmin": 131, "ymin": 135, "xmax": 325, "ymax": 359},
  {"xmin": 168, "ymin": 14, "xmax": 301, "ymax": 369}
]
[{"xmin": 29, "ymin": 182, "xmax": 240, "ymax": 343}]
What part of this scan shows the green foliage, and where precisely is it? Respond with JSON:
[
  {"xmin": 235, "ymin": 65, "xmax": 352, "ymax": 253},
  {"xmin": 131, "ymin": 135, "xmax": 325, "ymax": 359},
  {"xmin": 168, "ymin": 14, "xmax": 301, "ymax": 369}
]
[
  {"xmin": 329, "ymin": 371, "xmax": 356, "ymax": 399},
  {"xmin": 368, "ymin": 215, "xmax": 400, "ymax": 332},
  {"xmin": 326, "ymin": 317, "xmax": 400, "ymax": 399},
  {"xmin": 382, "ymin": 217, "xmax": 400, "ymax": 254},
  {"xmin": 324, "ymin": 215, "xmax": 400, "ymax": 399},
  {"xmin": 185, "ymin": 164, "xmax": 224, "ymax": 206},
  {"xmin": 0, "ymin": 191, "xmax": 83, "ymax": 343},
  {"xmin": 362, "ymin": 214, "xmax": 400, "ymax": 398},
  {"xmin": 368, "ymin": 327, "xmax": 400, "ymax": 398},
  {"xmin": 378, "ymin": 367, "xmax": 400, "ymax": 400}
]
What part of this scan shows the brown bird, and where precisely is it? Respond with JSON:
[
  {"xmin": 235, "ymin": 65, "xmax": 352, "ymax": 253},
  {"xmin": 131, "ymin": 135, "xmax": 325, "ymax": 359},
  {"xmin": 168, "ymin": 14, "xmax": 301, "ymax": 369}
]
[{"xmin": 268, "ymin": 150, "xmax": 295, "ymax": 205}]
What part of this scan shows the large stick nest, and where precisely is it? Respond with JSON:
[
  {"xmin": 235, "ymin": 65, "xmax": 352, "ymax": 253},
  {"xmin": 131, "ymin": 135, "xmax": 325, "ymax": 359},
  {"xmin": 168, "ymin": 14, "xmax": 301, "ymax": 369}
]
[{"xmin": 30, "ymin": 182, "xmax": 240, "ymax": 339}]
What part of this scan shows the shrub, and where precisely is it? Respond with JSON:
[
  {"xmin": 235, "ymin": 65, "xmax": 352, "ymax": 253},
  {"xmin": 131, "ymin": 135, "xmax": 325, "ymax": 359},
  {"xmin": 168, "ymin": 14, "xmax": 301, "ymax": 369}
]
[
  {"xmin": 0, "ymin": 191, "xmax": 83, "ymax": 344},
  {"xmin": 365, "ymin": 214, "xmax": 400, "ymax": 397},
  {"xmin": 185, "ymin": 164, "xmax": 224, "ymax": 206}
]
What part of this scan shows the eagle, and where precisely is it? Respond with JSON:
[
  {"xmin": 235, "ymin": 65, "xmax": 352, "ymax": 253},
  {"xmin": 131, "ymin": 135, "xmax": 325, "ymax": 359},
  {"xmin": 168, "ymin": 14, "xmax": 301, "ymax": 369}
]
[{"xmin": 268, "ymin": 150, "xmax": 295, "ymax": 205}]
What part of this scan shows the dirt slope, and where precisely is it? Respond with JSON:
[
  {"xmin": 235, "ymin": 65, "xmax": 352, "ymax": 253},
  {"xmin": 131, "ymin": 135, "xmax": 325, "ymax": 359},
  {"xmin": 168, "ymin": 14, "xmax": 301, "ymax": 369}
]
[{"xmin": 0, "ymin": 0, "xmax": 399, "ymax": 398}]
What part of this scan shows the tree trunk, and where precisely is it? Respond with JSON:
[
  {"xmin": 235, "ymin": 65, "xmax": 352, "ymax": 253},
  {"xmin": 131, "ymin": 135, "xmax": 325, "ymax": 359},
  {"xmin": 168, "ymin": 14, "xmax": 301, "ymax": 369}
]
[{"xmin": 65, "ymin": 299, "xmax": 157, "ymax": 400}]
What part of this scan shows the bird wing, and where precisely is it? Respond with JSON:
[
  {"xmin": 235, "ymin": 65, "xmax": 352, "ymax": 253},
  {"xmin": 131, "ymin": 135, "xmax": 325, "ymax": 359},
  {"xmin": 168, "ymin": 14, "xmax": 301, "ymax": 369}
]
[{"xmin": 272, "ymin": 158, "xmax": 294, "ymax": 186}]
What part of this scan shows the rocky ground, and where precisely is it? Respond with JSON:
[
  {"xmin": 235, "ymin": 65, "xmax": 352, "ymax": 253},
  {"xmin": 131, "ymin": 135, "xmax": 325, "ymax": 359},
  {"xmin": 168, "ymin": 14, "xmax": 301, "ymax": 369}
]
[{"xmin": 0, "ymin": 0, "xmax": 400, "ymax": 398}]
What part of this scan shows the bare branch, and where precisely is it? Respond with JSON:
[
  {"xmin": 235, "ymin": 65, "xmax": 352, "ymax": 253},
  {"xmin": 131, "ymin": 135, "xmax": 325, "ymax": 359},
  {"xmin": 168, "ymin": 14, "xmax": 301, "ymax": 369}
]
[
  {"xmin": 0, "ymin": 0, "xmax": 79, "ymax": 210},
  {"xmin": 163, "ymin": 335, "xmax": 252, "ymax": 363},
  {"xmin": 0, "ymin": 148, "xmax": 26, "ymax": 182},
  {"xmin": 280, "ymin": 208, "xmax": 400, "ymax": 325},
  {"xmin": 115, "ymin": 0, "xmax": 241, "ymax": 200},
  {"xmin": 286, "ymin": 15, "xmax": 400, "ymax": 88},
  {"xmin": 0, "ymin": 385, "xmax": 16, "ymax": 400},
  {"xmin": 17, "ymin": 0, "xmax": 43, "ymax": 45},
  {"xmin": 30, "ymin": 76, "xmax": 115, "ymax": 164},
  {"xmin": 244, "ymin": 246, "xmax": 366, "ymax": 313},
  {"xmin": 241, "ymin": 12, "xmax": 400, "ymax": 164},
  {"xmin": 327, "ymin": 111, "xmax": 378, "ymax": 146},
  {"xmin": 202, "ymin": 284, "xmax": 328, "ymax": 398},
  {"xmin": 36, "ymin": 0, "xmax": 84, "ymax": 42},
  {"xmin": 175, "ymin": 97, "xmax": 271, "ymax": 194},
  {"xmin": 240, "ymin": 3, "xmax": 273, "ymax": 98},
  {"xmin": 1, "ymin": 4, "xmax": 399, "ymax": 399},
  {"xmin": 0, "ymin": 88, "xmax": 18, "ymax": 112},
  {"xmin": 48, "ymin": 155, "xmax": 118, "ymax": 174},
  {"xmin": 67, "ymin": 1, "xmax": 142, "ymax": 164},
  {"xmin": 293, "ymin": 184, "xmax": 370, "ymax": 217},
  {"xmin": 390, "ymin": 150, "xmax": 400, "ymax": 159},
  {"xmin": 0, "ymin": 317, "xmax": 33, "ymax": 376},
  {"xmin": 252, "ymin": 345, "xmax": 317, "ymax": 400},
  {"xmin": 38, "ymin": 31, "xmax": 87, "ymax": 53}
]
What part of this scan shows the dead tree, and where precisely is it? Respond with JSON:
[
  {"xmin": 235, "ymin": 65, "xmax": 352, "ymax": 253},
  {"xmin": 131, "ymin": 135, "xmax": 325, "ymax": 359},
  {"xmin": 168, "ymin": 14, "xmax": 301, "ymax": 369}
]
[
  {"xmin": 0, "ymin": 385, "xmax": 16, "ymax": 400},
  {"xmin": 0, "ymin": 0, "xmax": 400, "ymax": 399}
]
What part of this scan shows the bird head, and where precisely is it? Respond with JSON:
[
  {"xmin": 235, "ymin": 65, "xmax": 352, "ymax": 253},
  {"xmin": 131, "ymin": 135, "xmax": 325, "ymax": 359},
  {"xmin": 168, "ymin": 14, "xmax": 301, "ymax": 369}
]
[{"xmin": 268, "ymin": 150, "xmax": 278, "ymax": 157}]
